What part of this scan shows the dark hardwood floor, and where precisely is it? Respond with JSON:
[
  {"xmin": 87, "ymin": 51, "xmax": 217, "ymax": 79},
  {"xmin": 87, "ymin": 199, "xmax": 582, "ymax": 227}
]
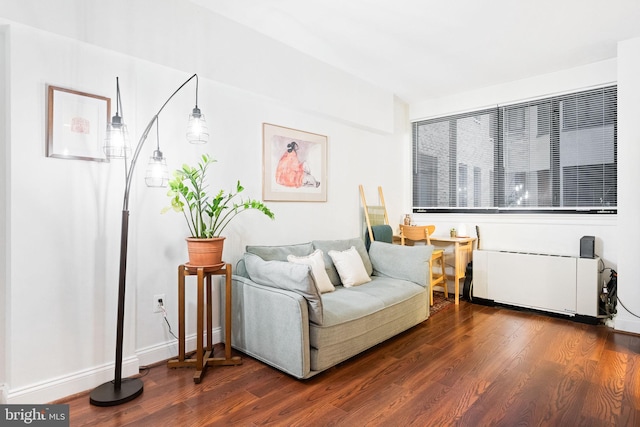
[{"xmin": 57, "ymin": 301, "xmax": 640, "ymax": 426}]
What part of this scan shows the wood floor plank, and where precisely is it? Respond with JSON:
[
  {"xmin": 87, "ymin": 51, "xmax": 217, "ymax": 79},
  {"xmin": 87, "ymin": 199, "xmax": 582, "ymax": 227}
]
[
  {"xmin": 55, "ymin": 302, "xmax": 640, "ymax": 426},
  {"xmin": 619, "ymin": 348, "xmax": 640, "ymax": 426},
  {"xmin": 583, "ymin": 348, "xmax": 626, "ymax": 425},
  {"xmin": 379, "ymin": 379, "xmax": 452, "ymax": 426},
  {"xmin": 458, "ymin": 368, "xmax": 532, "ymax": 426}
]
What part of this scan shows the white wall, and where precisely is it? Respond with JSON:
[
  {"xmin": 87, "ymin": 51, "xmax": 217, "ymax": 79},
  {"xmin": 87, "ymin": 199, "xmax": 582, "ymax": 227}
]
[
  {"xmin": 0, "ymin": 1, "xmax": 406, "ymax": 403},
  {"xmin": 0, "ymin": 0, "xmax": 394, "ymax": 135},
  {"xmin": 6, "ymin": 25, "xmax": 136, "ymax": 403},
  {"xmin": 0, "ymin": 25, "xmax": 8, "ymax": 403},
  {"xmin": 615, "ymin": 37, "xmax": 640, "ymax": 334},
  {"xmin": 410, "ymin": 59, "xmax": 617, "ymax": 121}
]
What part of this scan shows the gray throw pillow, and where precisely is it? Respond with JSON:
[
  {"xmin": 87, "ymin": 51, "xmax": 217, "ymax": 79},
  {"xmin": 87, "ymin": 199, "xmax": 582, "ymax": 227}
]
[
  {"xmin": 368, "ymin": 241, "xmax": 432, "ymax": 287},
  {"xmin": 246, "ymin": 242, "xmax": 314, "ymax": 261},
  {"xmin": 243, "ymin": 253, "xmax": 323, "ymax": 325},
  {"xmin": 312, "ymin": 238, "xmax": 373, "ymax": 286}
]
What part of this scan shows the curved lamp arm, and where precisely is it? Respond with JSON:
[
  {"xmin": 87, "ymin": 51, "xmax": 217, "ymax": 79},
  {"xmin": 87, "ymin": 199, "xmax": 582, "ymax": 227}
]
[
  {"xmin": 122, "ymin": 73, "xmax": 200, "ymax": 210},
  {"xmin": 122, "ymin": 115, "xmax": 157, "ymax": 211}
]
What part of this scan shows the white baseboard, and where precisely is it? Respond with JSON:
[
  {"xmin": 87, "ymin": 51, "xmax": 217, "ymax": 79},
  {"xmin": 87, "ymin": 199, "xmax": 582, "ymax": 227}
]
[
  {"xmin": 5, "ymin": 327, "xmax": 223, "ymax": 404},
  {"xmin": 7, "ymin": 356, "xmax": 140, "ymax": 404},
  {"xmin": 614, "ymin": 316, "xmax": 640, "ymax": 335},
  {"xmin": 0, "ymin": 383, "xmax": 7, "ymax": 404}
]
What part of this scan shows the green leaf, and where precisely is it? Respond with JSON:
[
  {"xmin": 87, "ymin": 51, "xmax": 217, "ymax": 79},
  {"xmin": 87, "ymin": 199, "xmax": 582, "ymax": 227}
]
[{"xmin": 162, "ymin": 154, "xmax": 274, "ymax": 237}]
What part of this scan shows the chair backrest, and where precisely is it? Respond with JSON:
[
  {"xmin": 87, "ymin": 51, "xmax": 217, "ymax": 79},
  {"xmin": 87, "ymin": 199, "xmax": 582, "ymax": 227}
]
[{"xmin": 399, "ymin": 224, "xmax": 435, "ymax": 245}]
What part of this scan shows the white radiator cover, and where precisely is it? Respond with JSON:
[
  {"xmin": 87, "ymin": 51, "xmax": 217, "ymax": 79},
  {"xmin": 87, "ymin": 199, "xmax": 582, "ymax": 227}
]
[{"xmin": 473, "ymin": 250, "xmax": 601, "ymax": 317}]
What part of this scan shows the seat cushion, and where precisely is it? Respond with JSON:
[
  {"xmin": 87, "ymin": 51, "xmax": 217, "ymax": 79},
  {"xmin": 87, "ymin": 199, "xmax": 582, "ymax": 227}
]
[{"xmin": 309, "ymin": 276, "xmax": 427, "ymax": 370}]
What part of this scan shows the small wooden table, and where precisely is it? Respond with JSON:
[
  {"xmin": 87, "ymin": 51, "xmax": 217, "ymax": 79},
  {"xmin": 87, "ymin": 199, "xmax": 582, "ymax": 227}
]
[
  {"xmin": 167, "ymin": 263, "xmax": 241, "ymax": 383},
  {"xmin": 430, "ymin": 236, "xmax": 477, "ymax": 305}
]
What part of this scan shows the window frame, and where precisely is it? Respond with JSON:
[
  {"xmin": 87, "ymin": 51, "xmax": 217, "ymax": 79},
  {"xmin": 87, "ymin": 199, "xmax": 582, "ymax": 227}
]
[{"xmin": 411, "ymin": 85, "xmax": 617, "ymax": 215}]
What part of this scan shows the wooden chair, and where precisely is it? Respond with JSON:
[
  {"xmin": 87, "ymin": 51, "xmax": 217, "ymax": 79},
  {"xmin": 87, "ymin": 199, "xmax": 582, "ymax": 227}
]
[{"xmin": 399, "ymin": 224, "xmax": 447, "ymax": 306}]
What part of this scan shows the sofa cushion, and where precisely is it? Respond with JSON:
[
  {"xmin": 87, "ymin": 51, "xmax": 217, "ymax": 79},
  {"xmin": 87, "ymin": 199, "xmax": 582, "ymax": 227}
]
[
  {"xmin": 319, "ymin": 276, "xmax": 426, "ymax": 327},
  {"xmin": 243, "ymin": 253, "xmax": 324, "ymax": 325},
  {"xmin": 327, "ymin": 246, "xmax": 371, "ymax": 287},
  {"xmin": 312, "ymin": 238, "xmax": 372, "ymax": 286},
  {"xmin": 309, "ymin": 276, "xmax": 427, "ymax": 371},
  {"xmin": 246, "ymin": 242, "xmax": 314, "ymax": 261},
  {"xmin": 368, "ymin": 241, "xmax": 432, "ymax": 287},
  {"xmin": 287, "ymin": 249, "xmax": 335, "ymax": 293}
]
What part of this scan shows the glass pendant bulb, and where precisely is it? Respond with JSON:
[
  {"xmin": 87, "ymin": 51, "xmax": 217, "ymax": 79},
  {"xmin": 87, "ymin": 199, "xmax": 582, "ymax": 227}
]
[
  {"xmin": 145, "ymin": 150, "xmax": 169, "ymax": 187},
  {"xmin": 104, "ymin": 114, "xmax": 131, "ymax": 158},
  {"xmin": 187, "ymin": 107, "xmax": 208, "ymax": 144}
]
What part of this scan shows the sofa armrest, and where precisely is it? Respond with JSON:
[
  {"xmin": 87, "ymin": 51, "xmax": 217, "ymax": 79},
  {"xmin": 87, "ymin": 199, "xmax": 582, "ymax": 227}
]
[
  {"xmin": 221, "ymin": 275, "xmax": 311, "ymax": 378},
  {"xmin": 368, "ymin": 241, "xmax": 432, "ymax": 287}
]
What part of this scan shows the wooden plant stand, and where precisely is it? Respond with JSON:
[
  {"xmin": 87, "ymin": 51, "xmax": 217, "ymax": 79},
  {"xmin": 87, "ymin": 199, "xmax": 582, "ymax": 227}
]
[{"xmin": 167, "ymin": 263, "xmax": 241, "ymax": 383}]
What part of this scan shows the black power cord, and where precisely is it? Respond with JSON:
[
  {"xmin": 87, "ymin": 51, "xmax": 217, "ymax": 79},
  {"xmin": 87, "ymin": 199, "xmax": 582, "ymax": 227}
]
[
  {"xmin": 160, "ymin": 305, "xmax": 179, "ymax": 340},
  {"xmin": 598, "ymin": 259, "xmax": 640, "ymax": 320},
  {"xmin": 616, "ymin": 298, "xmax": 640, "ymax": 320}
]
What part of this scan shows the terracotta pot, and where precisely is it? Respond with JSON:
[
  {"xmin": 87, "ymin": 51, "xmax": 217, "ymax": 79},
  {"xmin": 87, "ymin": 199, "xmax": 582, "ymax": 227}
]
[{"xmin": 185, "ymin": 237, "xmax": 225, "ymax": 267}]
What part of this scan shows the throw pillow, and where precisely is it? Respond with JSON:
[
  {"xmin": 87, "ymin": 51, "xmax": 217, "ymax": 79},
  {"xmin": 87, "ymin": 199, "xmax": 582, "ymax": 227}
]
[
  {"xmin": 327, "ymin": 246, "xmax": 372, "ymax": 287},
  {"xmin": 246, "ymin": 242, "xmax": 314, "ymax": 261},
  {"xmin": 368, "ymin": 241, "xmax": 432, "ymax": 286},
  {"xmin": 287, "ymin": 249, "xmax": 335, "ymax": 293},
  {"xmin": 312, "ymin": 238, "xmax": 373, "ymax": 286},
  {"xmin": 244, "ymin": 253, "xmax": 323, "ymax": 325}
]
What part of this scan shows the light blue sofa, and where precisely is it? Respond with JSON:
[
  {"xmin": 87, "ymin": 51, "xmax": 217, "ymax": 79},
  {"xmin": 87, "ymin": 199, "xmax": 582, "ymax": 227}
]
[{"xmin": 223, "ymin": 238, "xmax": 433, "ymax": 379}]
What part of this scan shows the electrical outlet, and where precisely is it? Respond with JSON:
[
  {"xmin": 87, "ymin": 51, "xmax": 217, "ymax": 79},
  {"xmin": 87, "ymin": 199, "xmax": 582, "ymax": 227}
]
[{"xmin": 153, "ymin": 294, "xmax": 165, "ymax": 313}]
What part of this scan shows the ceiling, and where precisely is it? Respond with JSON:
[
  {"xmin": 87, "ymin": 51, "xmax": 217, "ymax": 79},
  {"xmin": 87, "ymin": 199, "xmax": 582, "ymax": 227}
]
[{"xmin": 190, "ymin": 0, "xmax": 640, "ymax": 104}]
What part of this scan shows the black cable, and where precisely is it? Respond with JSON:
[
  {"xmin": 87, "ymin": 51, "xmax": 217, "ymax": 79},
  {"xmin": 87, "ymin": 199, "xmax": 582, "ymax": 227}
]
[
  {"xmin": 596, "ymin": 257, "xmax": 640, "ymax": 320},
  {"xmin": 137, "ymin": 366, "xmax": 151, "ymax": 377},
  {"xmin": 617, "ymin": 296, "xmax": 640, "ymax": 320},
  {"xmin": 163, "ymin": 316, "xmax": 179, "ymax": 340},
  {"xmin": 160, "ymin": 306, "xmax": 179, "ymax": 340}
]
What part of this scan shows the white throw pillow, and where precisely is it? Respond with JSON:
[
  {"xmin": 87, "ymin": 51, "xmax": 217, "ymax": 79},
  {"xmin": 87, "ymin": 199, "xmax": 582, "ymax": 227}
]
[
  {"xmin": 327, "ymin": 246, "xmax": 372, "ymax": 287},
  {"xmin": 287, "ymin": 249, "xmax": 335, "ymax": 293}
]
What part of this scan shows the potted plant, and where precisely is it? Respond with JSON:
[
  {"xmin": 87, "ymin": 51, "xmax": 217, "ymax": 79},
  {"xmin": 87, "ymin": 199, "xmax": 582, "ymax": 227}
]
[{"xmin": 163, "ymin": 153, "xmax": 275, "ymax": 267}]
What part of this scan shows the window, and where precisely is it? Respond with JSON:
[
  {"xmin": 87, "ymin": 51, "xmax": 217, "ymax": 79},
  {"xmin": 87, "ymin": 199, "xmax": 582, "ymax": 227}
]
[{"xmin": 412, "ymin": 85, "xmax": 617, "ymax": 213}]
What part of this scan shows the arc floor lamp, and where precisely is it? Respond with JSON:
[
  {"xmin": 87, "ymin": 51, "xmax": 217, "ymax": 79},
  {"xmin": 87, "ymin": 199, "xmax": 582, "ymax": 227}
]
[{"xmin": 89, "ymin": 73, "xmax": 208, "ymax": 406}]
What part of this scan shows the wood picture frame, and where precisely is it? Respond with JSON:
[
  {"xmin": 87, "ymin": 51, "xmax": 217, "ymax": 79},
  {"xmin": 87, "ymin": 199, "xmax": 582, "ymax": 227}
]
[
  {"xmin": 46, "ymin": 85, "xmax": 110, "ymax": 162},
  {"xmin": 262, "ymin": 123, "xmax": 327, "ymax": 202}
]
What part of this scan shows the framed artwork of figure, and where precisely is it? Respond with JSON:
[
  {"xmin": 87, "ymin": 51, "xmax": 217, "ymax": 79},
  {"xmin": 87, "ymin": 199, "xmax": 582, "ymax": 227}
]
[{"xmin": 262, "ymin": 123, "xmax": 327, "ymax": 202}]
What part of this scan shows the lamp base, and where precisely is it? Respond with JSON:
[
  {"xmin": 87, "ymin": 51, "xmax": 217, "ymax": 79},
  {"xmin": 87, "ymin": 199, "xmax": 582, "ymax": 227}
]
[{"xmin": 89, "ymin": 378, "xmax": 143, "ymax": 407}]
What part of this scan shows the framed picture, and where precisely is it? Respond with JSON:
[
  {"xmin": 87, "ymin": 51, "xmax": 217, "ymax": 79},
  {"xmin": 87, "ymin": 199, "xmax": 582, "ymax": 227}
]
[
  {"xmin": 263, "ymin": 123, "xmax": 327, "ymax": 202},
  {"xmin": 46, "ymin": 85, "xmax": 110, "ymax": 162}
]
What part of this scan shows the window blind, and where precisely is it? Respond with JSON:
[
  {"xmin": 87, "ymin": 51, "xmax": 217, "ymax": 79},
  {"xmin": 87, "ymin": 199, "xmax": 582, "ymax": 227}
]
[{"xmin": 412, "ymin": 85, "xmax": 616, "ymax": 213}]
